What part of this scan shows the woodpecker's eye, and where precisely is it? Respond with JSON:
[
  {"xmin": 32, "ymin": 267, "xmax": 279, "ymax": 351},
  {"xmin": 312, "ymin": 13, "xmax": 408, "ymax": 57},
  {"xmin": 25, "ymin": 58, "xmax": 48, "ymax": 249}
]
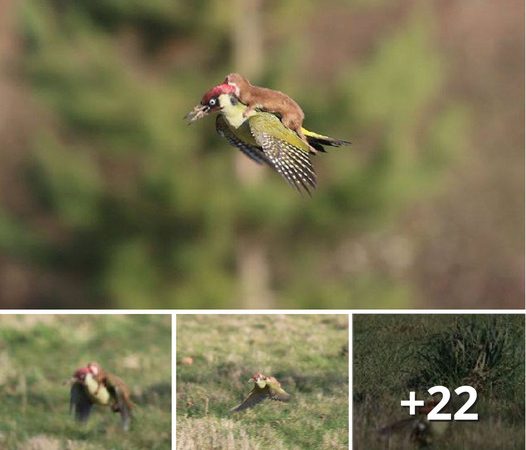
[{"xmin": 208, "ymin": 98, "xmax": 217, "ymax": 107}]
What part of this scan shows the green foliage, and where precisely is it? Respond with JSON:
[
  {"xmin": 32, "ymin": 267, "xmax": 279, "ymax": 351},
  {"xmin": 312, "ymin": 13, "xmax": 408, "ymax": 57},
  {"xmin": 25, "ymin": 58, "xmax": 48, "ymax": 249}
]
[
  {"xmin": 1, "ymin": 1, "xmax": 468, "ymax": 308},
  {"xmin": 0, "ymin": 315, "xmax": 172, "ymax": 449},
  {"xmin": 177, "ymin": 315, "xmax": 348, "ymax": 449},
  {"xmin": 412, "ymin": 316, "xmax": 524, "ymax": 399},
  {"xmin": 353, "ymin": 315, "xmax": 525, "ymax": 449}
]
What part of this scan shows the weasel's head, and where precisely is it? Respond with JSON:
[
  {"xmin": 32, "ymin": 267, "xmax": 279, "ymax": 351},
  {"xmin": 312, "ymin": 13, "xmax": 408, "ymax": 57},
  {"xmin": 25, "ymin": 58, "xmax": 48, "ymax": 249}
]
[
  {"xmin": 86, "ymin": 361, "xmax": 101, "ymax": 376},
  {"xmin": 224, "ymin": 73, "xmax": 248, "ymax": 96}
]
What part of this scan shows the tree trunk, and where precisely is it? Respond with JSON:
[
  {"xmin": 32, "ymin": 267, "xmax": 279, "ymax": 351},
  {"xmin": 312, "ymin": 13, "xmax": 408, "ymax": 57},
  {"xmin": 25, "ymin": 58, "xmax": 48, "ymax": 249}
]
[{"xmin": 231, "ymin": 0, "xmax": 274, "ymax": 308}]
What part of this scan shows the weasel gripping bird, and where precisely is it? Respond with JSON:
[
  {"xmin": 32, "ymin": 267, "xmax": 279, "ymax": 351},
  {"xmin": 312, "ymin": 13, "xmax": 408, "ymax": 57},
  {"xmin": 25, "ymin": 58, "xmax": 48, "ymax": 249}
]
[
  {"xmin": 185, "ymin": 74, "xmax": 351, "ymax": 194},
  {"xmin": 231, "ymin": 373, "xmax": 291, "ymax": 412},
  {"xmin": 69, "ymin": 362, "xmax": 133, "ymax": 431}
]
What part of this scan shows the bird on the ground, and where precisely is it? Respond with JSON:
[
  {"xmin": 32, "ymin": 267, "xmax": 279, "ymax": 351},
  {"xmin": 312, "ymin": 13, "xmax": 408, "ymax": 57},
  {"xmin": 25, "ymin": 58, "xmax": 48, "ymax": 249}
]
[
  {"xmin": 185, "ymin": 82, "xmax": 351, "ymax": 194},
  {"xmin": 230, "ymin": 372, "xmax": 291, "ymax": 412},
  {"xmin": 69, "ymin": 363, "xmax": 133, "ymax": 431}
]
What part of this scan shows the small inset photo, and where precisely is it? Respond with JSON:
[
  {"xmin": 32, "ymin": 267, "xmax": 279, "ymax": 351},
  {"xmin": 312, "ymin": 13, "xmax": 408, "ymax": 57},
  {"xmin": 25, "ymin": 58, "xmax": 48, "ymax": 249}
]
[
  {"xmin": 353, "ymin": 314, "xmax": 525, "ymax": 450},
  {"xmin": 0, "ymin": 314, "xmax": 171, "ymax": 450},
  {"xmin": 176, "ymin": 314, "xmax": 349, "ymax": 450}
]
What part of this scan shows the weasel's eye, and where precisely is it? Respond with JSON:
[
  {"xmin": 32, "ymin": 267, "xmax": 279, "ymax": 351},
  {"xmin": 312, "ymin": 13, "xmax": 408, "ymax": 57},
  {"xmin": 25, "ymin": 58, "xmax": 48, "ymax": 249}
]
[{"xmin": 208, "ymin": 98, "xmax": 217, "ymax": 106}]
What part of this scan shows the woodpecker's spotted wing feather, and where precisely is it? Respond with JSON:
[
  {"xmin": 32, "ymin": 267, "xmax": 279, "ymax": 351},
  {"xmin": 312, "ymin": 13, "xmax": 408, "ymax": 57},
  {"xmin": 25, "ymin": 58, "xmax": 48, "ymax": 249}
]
[
  {"xmin": 257, "ymin": 131, "xmax": 317, "ymax": 194},
  {"xmin": 215, "ymin": 115, "xmax": 271, "ymax": 166},
  {"xmin": 248, "ymin": 114, "xmax": 317, "ymax": 194},
  {"xmin": 230, "ymin": 385, "xmax": 269, "ymax": 412},
  {"xmin": 231, "ymin": 377, "xmax": 290, "ymax": 412},
  {"xmin": 70, "ymin": 383, "xmax": 93, "ymax": 422}
]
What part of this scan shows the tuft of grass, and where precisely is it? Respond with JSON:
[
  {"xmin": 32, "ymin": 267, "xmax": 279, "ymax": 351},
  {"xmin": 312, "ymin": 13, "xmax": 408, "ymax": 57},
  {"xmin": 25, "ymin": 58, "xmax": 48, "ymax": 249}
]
[
  {"xmin": 412, "ymin": 316, "xmax": 524, "ymax": 397},
  {"xmin": 353, "ymin": 315, "xmax": 525, "ymax": 450},
  {"xmin": 0, "ymin": 315, "xmax": 171, "ymax": 450},
  {"xmin": 177, "ymin": 315, "xmax": 348, "ymax": 450}
]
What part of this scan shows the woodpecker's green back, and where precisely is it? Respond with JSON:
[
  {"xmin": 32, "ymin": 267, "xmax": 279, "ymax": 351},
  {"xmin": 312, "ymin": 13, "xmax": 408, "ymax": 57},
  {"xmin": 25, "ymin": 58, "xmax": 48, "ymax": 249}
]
[
  {"xmin": 188, "ymin": 91, "xmax": 351, "ymax": 194},
  {"xmin": 217, "ymin": 94, "xmax": 326, "ymax": 193}
]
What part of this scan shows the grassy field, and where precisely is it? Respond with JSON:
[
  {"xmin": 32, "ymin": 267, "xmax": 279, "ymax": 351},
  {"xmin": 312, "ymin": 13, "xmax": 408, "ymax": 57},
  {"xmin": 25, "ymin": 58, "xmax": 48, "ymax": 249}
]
[
  {"xmin": 0, "ymin": 315, "xmax": 171, "ymax": 450},
  {"xmin": 176, "ymin": 314, "xmax": 348, "ymax": 449},
  {"xmin": 353, "ymin": 315, "xmax": 525, "ymax": 450}
]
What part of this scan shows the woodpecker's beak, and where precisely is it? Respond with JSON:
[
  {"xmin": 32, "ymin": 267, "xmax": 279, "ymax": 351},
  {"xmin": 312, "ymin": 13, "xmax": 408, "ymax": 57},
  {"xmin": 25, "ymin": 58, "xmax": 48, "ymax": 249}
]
[{"xmin": 184, "ymin": 104, "xmax": 211, "ymax": 123}]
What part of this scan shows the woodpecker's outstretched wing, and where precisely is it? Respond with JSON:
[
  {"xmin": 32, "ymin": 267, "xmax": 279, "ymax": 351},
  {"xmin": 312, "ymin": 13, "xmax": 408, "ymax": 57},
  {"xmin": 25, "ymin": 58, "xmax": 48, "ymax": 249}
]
[
  {"xmin": 215, "ymin": 115, "xmax": 271, "ymax": 166},
  {"xmin": 231, "ymin": 385, "xmax": 270, "ymax": 412},
  {"xmin": 267, "ymin": 380, "xmax": 291, "ymax": 402},
  {"xmin": 70, "ymin": 383, "xmax": 93, "ymax": 422},
  {"xmin": 231, "ymin": 381, "xmax": 290, "ymax": 412},
  {"xmin": 248, "ymin": 113, "xmax": 317, "ymax": 194}
]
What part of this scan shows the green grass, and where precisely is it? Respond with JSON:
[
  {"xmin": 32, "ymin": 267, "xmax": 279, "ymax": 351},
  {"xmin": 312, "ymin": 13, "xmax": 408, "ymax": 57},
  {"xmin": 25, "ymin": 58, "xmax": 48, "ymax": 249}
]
[
  {"xmin": 0, "ymin": 315, "xmax": 171, "ymax": 450},
  {"xmin": 176, "ymin": 314, "xmax": 348, "ymax": 449},
  {"xmin": 353, "ymin": 315, "xmax": 525, "ymax": 450}
]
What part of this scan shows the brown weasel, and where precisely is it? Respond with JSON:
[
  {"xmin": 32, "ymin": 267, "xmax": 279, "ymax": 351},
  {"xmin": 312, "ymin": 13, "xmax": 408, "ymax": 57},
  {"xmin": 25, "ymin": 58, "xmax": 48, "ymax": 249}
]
[
  {"xmin": 224, "ymin": 73, "xmax": 310, "ymax": 145},
  {"xmin": 70, "ymin": 365, "xmax": 133, "ymax": 431},
  {"xmin": 87, "ymin": 361, "xmax": 133, "ymax": 412}
]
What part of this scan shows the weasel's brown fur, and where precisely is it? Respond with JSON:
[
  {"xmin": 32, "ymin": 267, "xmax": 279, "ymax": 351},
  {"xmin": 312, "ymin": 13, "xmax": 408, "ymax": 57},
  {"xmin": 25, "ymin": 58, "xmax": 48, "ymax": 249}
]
[
  {"xmin": 225, "ymin": 73, "xmax": 310, "ymax": 146},
  {"xmin": 87, "ymin": 362, "xmax": 133, "ymax": 411}
]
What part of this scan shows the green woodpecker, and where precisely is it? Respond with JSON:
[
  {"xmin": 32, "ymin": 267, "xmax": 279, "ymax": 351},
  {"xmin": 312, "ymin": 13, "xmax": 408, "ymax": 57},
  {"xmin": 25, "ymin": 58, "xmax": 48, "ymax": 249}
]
[
  {"xmin": 186, "ymin": 83, "xmax": 351, "ymax": 194},
  {"xmin": 69, "ymin": 364, "xmax": 133, "ymax": 431},
  {"xmin": 231, "ymin": 372, "xmax": 290, "ymax": 412},
  {"xmin": 87, "ymin": 362, "xmax": 134, "ymax": 412}
]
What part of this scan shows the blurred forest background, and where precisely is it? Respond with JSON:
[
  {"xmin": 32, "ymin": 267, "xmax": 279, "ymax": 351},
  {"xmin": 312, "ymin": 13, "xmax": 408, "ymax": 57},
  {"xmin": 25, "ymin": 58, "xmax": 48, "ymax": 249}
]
[{"xmin": 0, "ymin": 0, "xmax": 523, "ymax": 309}]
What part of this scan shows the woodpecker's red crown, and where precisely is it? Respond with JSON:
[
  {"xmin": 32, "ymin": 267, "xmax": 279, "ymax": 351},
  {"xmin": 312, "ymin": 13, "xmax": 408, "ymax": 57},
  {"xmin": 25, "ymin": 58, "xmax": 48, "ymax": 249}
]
[
  {"xmin": 73, "ymin": 367, "xmax": 90, "ymax": 381},
  {"xmin": 200, "ymin": 83, "xmax": 235, "ymax": 107}
]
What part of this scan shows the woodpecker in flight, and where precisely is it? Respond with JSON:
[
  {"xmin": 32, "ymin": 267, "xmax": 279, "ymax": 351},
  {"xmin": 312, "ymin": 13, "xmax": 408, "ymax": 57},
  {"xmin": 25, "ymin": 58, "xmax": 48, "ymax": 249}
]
[
  {"xmin": 230, "ymin": 372, "xmax": 290, "ymax": 412},
  {"xmin": 69, "ymin": 363, "xmax": 133, "ymax": 431},
  {"xmin": 186, "ymin": 81, "xmax": 351, "ymax": 194}
]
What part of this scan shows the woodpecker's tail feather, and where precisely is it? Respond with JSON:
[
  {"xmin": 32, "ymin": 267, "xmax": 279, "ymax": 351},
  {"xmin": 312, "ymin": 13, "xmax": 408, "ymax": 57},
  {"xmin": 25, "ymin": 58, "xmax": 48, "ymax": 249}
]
[{"xmin": 303, "ymin": 128, "xmax": 351, "ymax": 152}]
